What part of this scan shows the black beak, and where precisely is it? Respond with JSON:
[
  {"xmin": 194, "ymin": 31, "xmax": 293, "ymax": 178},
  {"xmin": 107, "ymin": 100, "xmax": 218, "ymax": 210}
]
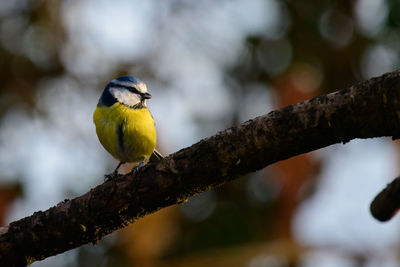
[{"xmin": 142, "ymin": 92, "xmax": 152, "ymax": 100}]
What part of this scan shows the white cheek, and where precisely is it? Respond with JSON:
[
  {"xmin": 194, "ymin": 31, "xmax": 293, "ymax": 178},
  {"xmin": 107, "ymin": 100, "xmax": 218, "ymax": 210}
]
[{"xmin": 110, "ymin": 87, "xmax": 141, "ymax": 106}]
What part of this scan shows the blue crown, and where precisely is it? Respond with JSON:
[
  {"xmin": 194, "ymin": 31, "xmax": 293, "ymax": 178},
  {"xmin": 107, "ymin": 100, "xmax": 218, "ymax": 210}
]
[
  {"xmin": 116, "ymin": 76, "xmax": 139, "ymax": 84},
  {"xmin": 99, "ymin": 76, "xmax": 144, "ymax": 107}
]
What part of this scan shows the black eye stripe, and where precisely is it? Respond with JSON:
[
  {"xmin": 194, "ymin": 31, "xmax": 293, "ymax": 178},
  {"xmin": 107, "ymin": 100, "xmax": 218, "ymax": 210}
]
[{"xmin": 109, "ymin": 82, "xmax": 142, "ymax": 95}]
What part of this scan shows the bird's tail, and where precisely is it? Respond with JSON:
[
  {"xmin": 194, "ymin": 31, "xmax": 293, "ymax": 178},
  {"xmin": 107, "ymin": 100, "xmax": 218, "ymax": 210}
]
[{"xmin": 149, "ymin": 148, "xmax": 164, "ymax": 162}]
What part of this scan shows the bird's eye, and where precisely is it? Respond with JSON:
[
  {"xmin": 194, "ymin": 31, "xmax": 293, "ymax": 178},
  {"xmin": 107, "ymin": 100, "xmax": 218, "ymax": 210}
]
[{"xmin": 127, "ymin": 87, "xmax": 140, "ymax": 95}]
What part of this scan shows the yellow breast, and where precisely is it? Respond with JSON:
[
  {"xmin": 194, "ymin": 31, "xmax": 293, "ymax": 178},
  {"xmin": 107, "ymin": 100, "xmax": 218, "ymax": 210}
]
[{"xmin": 93, "ymin": 103, "xmax": 156, "ymax": 163}]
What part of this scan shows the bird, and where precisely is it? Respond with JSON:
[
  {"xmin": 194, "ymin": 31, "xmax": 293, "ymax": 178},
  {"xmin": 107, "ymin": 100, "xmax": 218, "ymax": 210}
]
[{"xmin": 93, "ymin": 76, "xmax": 163, "ymax": 179}]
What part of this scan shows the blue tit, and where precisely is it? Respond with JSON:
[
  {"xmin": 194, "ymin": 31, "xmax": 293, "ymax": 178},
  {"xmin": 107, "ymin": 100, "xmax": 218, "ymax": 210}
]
[{"xmin": 93, "ymin": 76, "xmax": 163, "ymax": 179}]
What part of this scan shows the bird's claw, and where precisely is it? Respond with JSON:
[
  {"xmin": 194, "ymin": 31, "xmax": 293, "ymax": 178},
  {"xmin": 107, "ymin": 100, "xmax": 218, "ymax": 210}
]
[
  {"xmin": 104, "ymin": 172, "xmax": 118, "ymax": 182},
  {"xmin": 128, "ymin": 158, "xmax": 147, "ymax": 175},
  {"xmin": 104, "ymin": 161, "xmax": 125, "ymax": 182},
  {"xmin": 127, "ymin": 165, "xmax": 141, "ymax": 176}
]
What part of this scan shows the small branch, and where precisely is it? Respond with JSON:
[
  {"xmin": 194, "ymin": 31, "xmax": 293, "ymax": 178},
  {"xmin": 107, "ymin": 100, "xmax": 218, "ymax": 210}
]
[
  {"xmin": 370, "ymin": 176, "xmax": 400, "ymax": 221},
  {"xmin": 1, "ymin": 70, "xmax": 400, "ymax": 266}
]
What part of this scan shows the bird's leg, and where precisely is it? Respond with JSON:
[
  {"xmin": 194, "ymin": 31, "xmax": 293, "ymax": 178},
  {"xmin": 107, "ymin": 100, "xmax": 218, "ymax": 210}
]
[
  {"xmin": 104, "ymin": 161, "xmax": 125, "ymax": 181},
  {"xmin": 129, "ymin": 157, "xmax": 147, "ymax": 175}
]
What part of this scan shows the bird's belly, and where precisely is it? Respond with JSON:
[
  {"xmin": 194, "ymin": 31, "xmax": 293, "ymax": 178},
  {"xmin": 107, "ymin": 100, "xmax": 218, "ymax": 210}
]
[{"xmin": 93, "ymin": 103, "xmax": 156, "ymax": 163}]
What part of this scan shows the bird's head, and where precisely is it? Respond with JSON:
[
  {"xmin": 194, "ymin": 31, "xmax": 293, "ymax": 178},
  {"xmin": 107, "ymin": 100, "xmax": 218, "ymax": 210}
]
[{"xmin": 99, "ymin": 76, "xmax": 152, "ymax": 108}]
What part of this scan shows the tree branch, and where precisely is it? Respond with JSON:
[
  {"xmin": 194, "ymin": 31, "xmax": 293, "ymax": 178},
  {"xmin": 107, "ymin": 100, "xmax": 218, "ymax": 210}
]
[
  {"xmin": 1, "ymin": 71, "xmax": 400, "ymax": 266},
  {"xmin": 370, "ymin": 176, "xmax": 400, "ymax": 221}
]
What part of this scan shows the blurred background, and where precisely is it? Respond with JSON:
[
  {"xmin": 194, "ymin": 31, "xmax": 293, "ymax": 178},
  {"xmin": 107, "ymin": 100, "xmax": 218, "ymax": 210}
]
[{"xmin": 0, "ymin": 0, "xmax": 400, "ymax": 266}]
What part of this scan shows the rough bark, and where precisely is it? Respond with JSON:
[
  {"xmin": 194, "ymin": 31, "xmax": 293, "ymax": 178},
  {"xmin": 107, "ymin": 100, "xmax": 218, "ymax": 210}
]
[{"xmin": 1, "ymin": 70, "xmax": 400, "ymax": 266}]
